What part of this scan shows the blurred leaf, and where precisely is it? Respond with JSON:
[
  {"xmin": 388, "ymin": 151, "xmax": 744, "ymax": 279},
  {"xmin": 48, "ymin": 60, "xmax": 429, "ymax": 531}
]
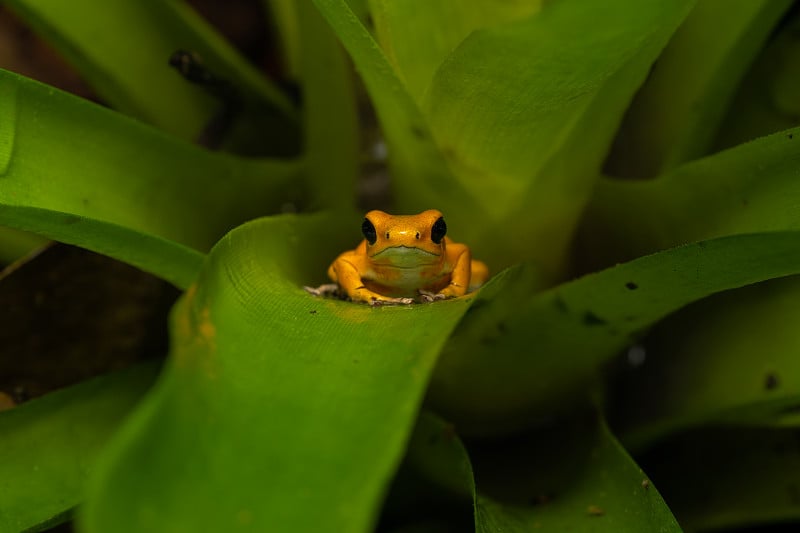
[
  {"xmin": 312, "ymin": 0, "xmax": 460, "ymax": 216},
  {"xmin": 611, "ymin": 277, "xmax": 800, "ymax": 450},
  {"xmin": 473, "ymin": 413, "xmax": 679, "ymax": 532},
  {"xmin": 605, "ymin": 0, "xmax": 791, "ymax": 178},
  {"xmin": 7, "ymin": 0, "xmax": 299, "ymax": 155},
  {"xmin": 0, "ymin": 362, "xmax": 159, "ymax": 533},
  {"xmin": 420, "ymin": 0, "xmax": 694, "ymax": 269},
  {"xmin": 378, "ymin": 412, "xmax": 476, "ymax": 532},
  {"xmin": 715, "ymin": 8, "xmax": 800, "ymax": 150},
  {"xmin": 81, "ymin": 214, "xmax": 477, "ymax": 532},
  {"xmin": 0, "ymin": 69, "xmax": 303, "ymax": 286},
  {"xmin": 430, "ymin": 231, "xmax": 800, "ymax": 435},
  {"xmin": 296, "ymin": 0, "xmax": 359, "ymax": 208},
  {"xmin": 264, "ymin": 0, "xmax": 301, "ymax": 79},
  {"xmin": 579, "ymin": 126, "xmax": 800, "ymax": 271},
  {"xmin": 317, "ymin": 0, "xmax": 695, "ymax": 275},
  {"xmin": 640, "ymin": 426, "xmax": 800, "ymax": 532},
  {"xmin": 367, "ymin": 0, "xmax": 542, "ymax": 102}
]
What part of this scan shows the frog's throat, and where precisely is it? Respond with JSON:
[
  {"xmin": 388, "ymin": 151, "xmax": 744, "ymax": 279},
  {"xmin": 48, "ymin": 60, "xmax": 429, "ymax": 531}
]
[
  {"xmin": 370, "ymin": 245, "xmax": 440, "ymax": 258},
  {"xmin": 369, "ymin": 245, "xmax": 442, "ymax": 268}
]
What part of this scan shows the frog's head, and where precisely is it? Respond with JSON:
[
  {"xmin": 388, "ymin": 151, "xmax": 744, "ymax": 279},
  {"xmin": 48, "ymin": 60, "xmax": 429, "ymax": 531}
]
[{"xmin": 362, "ymin": 209, "xmax": 447, "ymax": 267}]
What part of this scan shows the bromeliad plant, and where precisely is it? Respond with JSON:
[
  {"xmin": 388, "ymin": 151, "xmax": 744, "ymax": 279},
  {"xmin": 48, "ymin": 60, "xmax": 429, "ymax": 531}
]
[{"xmin": 2, "ymin": 0, "xmax": 800, "ymax": 531}]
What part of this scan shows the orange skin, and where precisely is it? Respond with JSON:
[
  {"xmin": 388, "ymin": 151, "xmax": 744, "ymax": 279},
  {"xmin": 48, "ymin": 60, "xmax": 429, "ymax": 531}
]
[{"xmin": 328, "ymin": 209, "xmax": 489, "ymax": 305}]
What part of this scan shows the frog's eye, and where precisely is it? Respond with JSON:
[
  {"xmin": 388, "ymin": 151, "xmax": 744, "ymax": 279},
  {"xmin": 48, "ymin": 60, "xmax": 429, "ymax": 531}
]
[
  {"xmin": 431, "ymin": 216, "xmax": 447, "ymax": 244},
  {"xmin": 362, "ymin": 218, "xmax": 377, "ymax": 245}
]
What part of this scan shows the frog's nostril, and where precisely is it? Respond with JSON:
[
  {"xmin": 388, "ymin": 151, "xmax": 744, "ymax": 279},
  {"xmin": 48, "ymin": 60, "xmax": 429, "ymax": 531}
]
[
  {"xmin": 415, "ymin": 232, "xmax": 420, "ymax": 239},
  {"xmin": 385, "ymin": 232, "xmax": 390, "ymax": 239}
]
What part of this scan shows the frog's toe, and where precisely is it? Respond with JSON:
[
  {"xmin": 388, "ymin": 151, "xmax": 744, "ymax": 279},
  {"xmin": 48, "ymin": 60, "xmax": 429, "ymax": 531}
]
[
  {"xmin": 370, "ymin": 296, "xmax": 414, "ymax": 307},
  {"xmin": 304, "ymin": 283, "xmax": 340, "ymax": 298},
  {"xmin": 419, "ymin": 289, "xmax": 448, "ymax": 302}
]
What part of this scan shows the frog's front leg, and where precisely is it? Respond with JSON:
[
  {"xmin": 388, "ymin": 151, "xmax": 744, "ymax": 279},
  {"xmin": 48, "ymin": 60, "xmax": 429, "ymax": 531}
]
[
  {"xmin": 437, "ymin": 244, "xmax": 472, "ymax": 299},
  {"xmin": 329, "ymin": 255, "xmax": 413, "ymax": 305}
]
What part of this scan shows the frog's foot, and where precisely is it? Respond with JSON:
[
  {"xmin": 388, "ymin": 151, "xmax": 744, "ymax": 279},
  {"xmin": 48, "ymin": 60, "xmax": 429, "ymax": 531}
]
[
  {"xmin": 304, "ymin": 283, "xmax": 341, "ymax": 298},
  {"xmin": 369, "ymin": 296, "xmax": 415, "ymax": 307},
  {"xmin": 418, "ymin": 289, "xmax": 448, "ymax": 303}
]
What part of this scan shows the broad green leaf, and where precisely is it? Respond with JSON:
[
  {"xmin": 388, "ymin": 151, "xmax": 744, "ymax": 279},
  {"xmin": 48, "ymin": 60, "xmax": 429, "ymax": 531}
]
[
  {"xmin": 579, "ymin": 126, "xmax": 800, "ymax": 270},
  {"xmin": 605, "ymin": 0, "xmax": 791, "ymax": 178},
  {"xmin": 318, "ymin": 0, "xmax": 695, "ymax": 275},
  {"xmin": 642, "ymin": 427, "xmax": 800, "ymax": 532},
  {"xmin": 0, "ymin": 362, "xmax": 159, "ymax": 533},
  {"xmin": 715, "ymin": 8, "xmax": 800, "ymax": 150},
  {"xmin": 611, "ymin": 277, "xmax": 800, "ymax": 450},
  {"xmin": 7, "ymin": 0, "xmax": 299, "ymax": 154},
  {"xmin": 81, "ymin": 214, "xmax": 477, "ymax": 533},
  {"xmin": 474, "ymin": 414, "xmax": 679, "ymax": 532},
  {"xmin": 0, "ymin": 206, "xmax": 203, "ymax": 289},
  {"xmin": 430, "ymin": 231, "xmax": 800, "ymax": 435},
  {"xmin": 414, "ymin": 0, "xmax": 694, "ymax": 273},
  {"xmin": 367, "ymin": 0, "xmax": 542, "ymax": 102},
  {"xmin": 0, "ymin": 69, "xmax": 302, "ymax": 286},
  {"xmin": 296, "ymin": 0, "xmax": 359, "ymax": 208}
]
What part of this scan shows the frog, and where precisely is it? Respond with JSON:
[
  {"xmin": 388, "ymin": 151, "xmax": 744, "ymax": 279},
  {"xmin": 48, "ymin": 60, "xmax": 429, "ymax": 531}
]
[{"xmin": 321, "ymin": 209, "xmax": 489, "ymax": 305}]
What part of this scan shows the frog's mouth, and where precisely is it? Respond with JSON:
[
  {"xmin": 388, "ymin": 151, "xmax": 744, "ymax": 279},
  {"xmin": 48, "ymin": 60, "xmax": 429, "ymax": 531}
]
[{"xmin": 370, "ymin": 246, "xmax": 441, "ymax": 268}]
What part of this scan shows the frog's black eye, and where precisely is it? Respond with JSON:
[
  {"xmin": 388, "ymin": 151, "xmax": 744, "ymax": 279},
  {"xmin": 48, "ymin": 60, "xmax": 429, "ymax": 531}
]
[
  {"xmin": 362, "ymin": 218, "xmax": 377, "ymax": 245},
  {"xmin": 431, "ymin": 216, "xmax": 447, "ymax": 244}
]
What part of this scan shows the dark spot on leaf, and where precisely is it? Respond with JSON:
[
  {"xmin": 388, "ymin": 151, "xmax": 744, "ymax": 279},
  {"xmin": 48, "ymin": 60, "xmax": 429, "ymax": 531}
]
[
  {"xmin": 625, "ymin": 282, "xmax": 638, "ymax": 290},
  {"xmin": 497, "ymin": 321, "xmax": 507, "ymax": 333},
  {"xmin": 641, "ymin": 479, "xmax": 650, "ymax": 490},
  {"xmin": 410, "ymin": 125, "xmax": 425, "ymax": 139},
  {"xmin": 553, "ymin": 295, "xmax": 569, "ymax": 313},
  {"xmin": 789, "ymin": 133, "xmax": 794, "ymax": 140},
  {"xmin": 583, "ymin": 311, "xmax": 607, "ymax": 326},
  {"xmin": 364, "ymin": 13, "xmax": 374, "ymax": 29},
  {"xmin": 309, "ymin": 309, "xmax": 317, "ymax": 314},
  {"xmin": 765, "ymin": 372, "xmax": 780, "ymax": 391}
]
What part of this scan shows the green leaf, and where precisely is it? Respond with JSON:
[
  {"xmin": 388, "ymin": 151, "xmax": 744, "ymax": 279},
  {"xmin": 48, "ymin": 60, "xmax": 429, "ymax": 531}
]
[
  {"xmin": 0, "ymin": 362, "xmax": 159, "ymax": 533},
  {"xmin": 715, "ymin": 8, "xmax": 800, "ymax": 150},
  {"xmin": 7, "ymin": 0, "xmax": 299, "ymax": 154},
  {"xmin": 474, "ymin": 414, "xmax": 679, "ymax": 532},
  {"xmin": 605, "ymin": 0, "xmax": 791, "ymax": 178},
  {"xmin": 430, "ymin": 231, "xmax": 800, "ymax": 435},
  {"xmin": 641, "ymin": 426, "xmax": 800, "ymax": 531},
  {"xmin": 80, "ymin": 214, "xmax": 477, "ymax": 533},
  {"xmin": 579, "ymin": 126, "xmax": 800, "ymax": 270},
  {"xmin": 296, "ymin": 0, "xmax": 359, "ymax": 208},
  {"xmin": 611, "ymin": 277, "xmax": 800, "ymax": 450},
  {"xmin": 401, "ymin": 411, "xmax": 678, "ymax": 532},
  {"xmin": 0, "ymin": 69, "xmax": 302, "ymax": 286},
  {"xmin": 318, "ymin": 0, "xmax": 695, "ymax": 275},
  {"xmin": 367, "ymin": 0, "xmax": 543, "ymax": 102}
]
